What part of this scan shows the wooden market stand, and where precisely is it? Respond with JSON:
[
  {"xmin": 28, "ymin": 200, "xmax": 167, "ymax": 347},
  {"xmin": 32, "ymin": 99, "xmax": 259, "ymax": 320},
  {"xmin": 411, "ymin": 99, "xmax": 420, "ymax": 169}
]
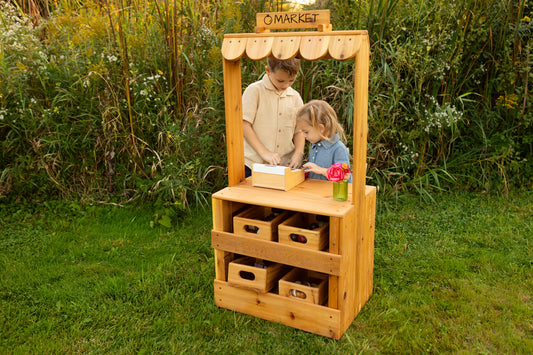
[{"xmin": 211, "ymin": 10, "xmax": 376, "ymax": 339}]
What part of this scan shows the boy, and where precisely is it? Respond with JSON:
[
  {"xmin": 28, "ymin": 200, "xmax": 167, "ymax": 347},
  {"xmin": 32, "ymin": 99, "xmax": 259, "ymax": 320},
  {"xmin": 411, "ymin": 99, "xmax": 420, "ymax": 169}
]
[{"xmin": 242, "ymin": 57, "xmax": 305, "ymax": 177}]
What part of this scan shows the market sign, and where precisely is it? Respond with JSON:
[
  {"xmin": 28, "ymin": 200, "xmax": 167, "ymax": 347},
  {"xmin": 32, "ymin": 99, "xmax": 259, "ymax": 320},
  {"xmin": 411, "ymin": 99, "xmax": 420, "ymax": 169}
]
[{"xmin": 256, "ymin": 10, "xmax": 330, "ymax": 31}]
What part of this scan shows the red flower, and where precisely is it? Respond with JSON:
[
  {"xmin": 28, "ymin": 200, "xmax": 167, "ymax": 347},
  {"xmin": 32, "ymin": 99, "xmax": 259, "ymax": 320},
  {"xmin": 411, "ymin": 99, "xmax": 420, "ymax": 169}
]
[{"xmin": 327, "ymin": 163, "xmax": 351, "ymax": 182}]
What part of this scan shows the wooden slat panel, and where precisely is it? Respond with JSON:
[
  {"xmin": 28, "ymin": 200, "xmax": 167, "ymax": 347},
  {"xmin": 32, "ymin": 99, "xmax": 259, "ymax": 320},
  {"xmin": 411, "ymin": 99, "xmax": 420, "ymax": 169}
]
[
  {"xmin": 299, "ymin": 35, "xmax": 330, "ymax": 60},
  {"xmin": 329, "ymin": 35, "xmax": 361, "ymax": 61},
  {"xmin": 246, "ymin": 36, "xmax": 273, "ymax": 60},
  {"xmin": 214, "ymin": 280, "xmax": 342, "ymax": 339},
  {"xmin": 271, "ymin": 36, "xmax": 300, "ymax": 60},
  {"xmin": 221, "ymin": 37, "xmax": 247, "ymax": 61},
  {"xmin": 211, "ymin": 230, "xmax": 342, "ymax": 276}
]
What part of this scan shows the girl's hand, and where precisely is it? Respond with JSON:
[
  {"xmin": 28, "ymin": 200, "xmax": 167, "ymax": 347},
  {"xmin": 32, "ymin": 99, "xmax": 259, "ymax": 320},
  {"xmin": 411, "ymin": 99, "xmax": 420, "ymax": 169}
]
[
  {"xmin": 302, "ymin": 162, "xmax": 328, "ymax": 178},
  {"xmin": 288, "ymin": 151, "xmax": 304, "ymax": 169}
]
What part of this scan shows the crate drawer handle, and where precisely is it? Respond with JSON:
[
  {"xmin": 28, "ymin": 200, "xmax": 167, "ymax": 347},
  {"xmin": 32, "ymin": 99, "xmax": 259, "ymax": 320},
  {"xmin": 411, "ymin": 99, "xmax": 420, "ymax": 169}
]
[
  {"xmin": 239, "ymin": 271, "xmax": 256, "ymax": 280},
  {"xmin": 290, "ymin": 289, "xmax": 307, "ymax": 299},
  {"xmin": 290, "ymin": 233, "xmax": 307, "ymax": 243},
  {"xmin": 244, "ymin": 225, "xmax": 260, "ymax": 234}
]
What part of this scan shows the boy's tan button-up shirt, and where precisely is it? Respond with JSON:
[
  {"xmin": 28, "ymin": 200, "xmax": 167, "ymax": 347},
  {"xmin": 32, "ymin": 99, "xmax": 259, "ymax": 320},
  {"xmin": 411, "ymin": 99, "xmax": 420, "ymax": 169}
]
[{"xmin": 242, "ymin": 74, "xmax": 303, "ymax": 168}]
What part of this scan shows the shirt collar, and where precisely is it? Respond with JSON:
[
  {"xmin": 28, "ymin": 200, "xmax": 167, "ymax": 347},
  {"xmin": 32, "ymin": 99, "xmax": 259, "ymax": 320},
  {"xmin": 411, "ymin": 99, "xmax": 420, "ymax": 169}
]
[
  {"xmin": 261, "ymin": 74, "xmax": 294, "ymax": 97},
  {"xmin": 312, "ymin": 133, "xmax": 340, "ymax": 150}
]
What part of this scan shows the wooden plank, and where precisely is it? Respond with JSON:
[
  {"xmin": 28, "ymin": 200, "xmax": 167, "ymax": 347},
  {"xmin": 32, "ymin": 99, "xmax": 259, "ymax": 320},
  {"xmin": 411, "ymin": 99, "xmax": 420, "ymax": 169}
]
[
  {"xmin": 212, "ymin": 198, "xmax": 233, "ymax": 280},
  {"xmin": 221, "ymin": 37, "xmax": 247, "ymax": 61},
  {"xmin": 271, "ymin": 36, "xmax": 300, "ymax": 60},
  {"xmin": 299, "ymin": 35, "xmax": 330, "ymax": 60},
  {"xmin": 212, "ymin": 179, "xmax": 365, "ymax": 218},
  {"xmin": 328, "ymin": 275, "xmax": 339, "ymax": 310},
  {"xmin": 256, "ymin": 10, "xmax": 330, "ymax": 31},
  {"xmin": 246, "ymin": 36, "xmax": 273, "ymax": 60},
  {"xmin": 223, "ymin": 58, "xmax": 245, "ymax": 186},
  {"xmin": 339, "ymin": 208, "xmax": 358, "ymax": 332},
  {"xmin": 328, "ymin": 217, "xmax": 340, "ymax": 310},
  {"xmin": 329, "ymin": 217, "xmax": 340, "ymax": 254},
  {"xmin": 224, "ymin": 30, "xmax": 368, "ymax": 39},
  {"xmin": 329, "ymin": 35, "xmax": 361, "ymax": 61},
  {"xmin": 362, "ymin": 186, "xmax": 376, "ymax": 304},
  {"xmin": 211, "ymin": 230, "xmax": 342, "ymax": 276},
  {"xmin": 351, "ymin": 34, "xmax": 370, "ymax": 314},
  {"xmin": 351, "ymin": 35, "xmax": 370, "ymax": 207},
  {"xmin": 214, "ymin": 280, "xmax": 342, "ymax": 339}
]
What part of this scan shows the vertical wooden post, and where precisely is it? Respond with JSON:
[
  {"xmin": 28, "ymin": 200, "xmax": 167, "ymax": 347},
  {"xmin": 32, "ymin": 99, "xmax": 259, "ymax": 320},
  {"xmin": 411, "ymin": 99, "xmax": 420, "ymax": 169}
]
[
  {"xmin": 352, "ymin": 35, "xmax": 369, "ymax": 208},
  {"xmin": 223, "ymin": 58, "xmax": 245, "ymax": 186},
  {"xmin": 352, "ymin": 35, "xmax": 370, "ymax": 313}
]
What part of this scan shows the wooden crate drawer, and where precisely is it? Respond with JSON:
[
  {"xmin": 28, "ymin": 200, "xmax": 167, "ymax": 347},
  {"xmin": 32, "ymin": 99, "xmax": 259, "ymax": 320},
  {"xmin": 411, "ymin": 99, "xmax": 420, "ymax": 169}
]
[
  {"xmin": 278, "ymin": 213, "xmax": 329, "ymax": 250},
  {"xmin": 279, "ymin": 268, "xmax": 328, "ymax": 305},
  {"xmin": 233, "ymin": 206, "xmax": 291, "ymax": 241},
  {"xmin": 227, "ymin": 256, "xmax": 288, "ymax": 293}
]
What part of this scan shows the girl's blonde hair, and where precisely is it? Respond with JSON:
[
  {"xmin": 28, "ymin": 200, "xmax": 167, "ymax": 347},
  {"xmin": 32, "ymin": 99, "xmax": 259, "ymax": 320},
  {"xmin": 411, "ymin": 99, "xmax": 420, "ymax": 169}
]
[{"xmin": 296, "ymin": 100, "xmax": 347, "ymax": 143}]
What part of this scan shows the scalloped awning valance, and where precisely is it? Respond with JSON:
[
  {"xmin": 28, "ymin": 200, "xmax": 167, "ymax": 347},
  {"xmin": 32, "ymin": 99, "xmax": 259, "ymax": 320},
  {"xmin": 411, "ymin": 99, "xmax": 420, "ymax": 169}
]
[{"xmin": 221, "ymin": 30, "xmax": 367, "ymax": 61}]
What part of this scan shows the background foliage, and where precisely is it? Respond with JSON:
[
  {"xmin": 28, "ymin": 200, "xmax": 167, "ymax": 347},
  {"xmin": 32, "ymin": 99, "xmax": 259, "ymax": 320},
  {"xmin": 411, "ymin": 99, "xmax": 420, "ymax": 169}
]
[{"xmin": 1, "ymin": 0, "xmax": 531, "ymax": 208}]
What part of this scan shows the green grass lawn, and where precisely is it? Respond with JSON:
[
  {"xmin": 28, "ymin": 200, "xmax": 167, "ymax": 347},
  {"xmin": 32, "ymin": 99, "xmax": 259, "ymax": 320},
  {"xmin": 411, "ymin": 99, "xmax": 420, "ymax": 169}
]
[{"xmin": 1, "ymin": 191, "xmax": 532, "ymax": 354}]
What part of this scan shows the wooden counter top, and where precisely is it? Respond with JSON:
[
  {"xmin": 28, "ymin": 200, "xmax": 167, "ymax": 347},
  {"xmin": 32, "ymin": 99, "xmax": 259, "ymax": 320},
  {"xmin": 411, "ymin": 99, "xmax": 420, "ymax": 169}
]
[{"xmin": 212, "ymin": 178, "xmax": 375, "ymax": 218}]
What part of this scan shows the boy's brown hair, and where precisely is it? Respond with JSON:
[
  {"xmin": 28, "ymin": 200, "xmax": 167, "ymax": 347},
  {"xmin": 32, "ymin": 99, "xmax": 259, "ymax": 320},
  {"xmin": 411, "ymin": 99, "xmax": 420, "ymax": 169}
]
[{"xmin": 267, "ymin": 57, "xmax": 300, "ymax": 77}]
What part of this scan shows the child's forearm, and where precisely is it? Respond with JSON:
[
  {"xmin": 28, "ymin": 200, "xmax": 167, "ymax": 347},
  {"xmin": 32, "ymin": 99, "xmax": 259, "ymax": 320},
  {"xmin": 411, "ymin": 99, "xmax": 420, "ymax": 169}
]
[
  {"xmin": 293, "ymin": 132, "xmax": 305, "ymax": 152},
  {"xmin": 288, "ymin": 132, "xmax": 306, "ymax": 168},
  {"xmin": 243, "ymin": 121, "xmax": 281, "ymax": 165},
  {"xmin": 243, "ymin": 121, "xmax": 268, "ymax": 156},
  {"xmin": 316, "ymin": 166, "xmax": 328, "ymax": 178},
  {"xmin": 303, "ymin": 162, "xmax": 328, "ymax": 177}
]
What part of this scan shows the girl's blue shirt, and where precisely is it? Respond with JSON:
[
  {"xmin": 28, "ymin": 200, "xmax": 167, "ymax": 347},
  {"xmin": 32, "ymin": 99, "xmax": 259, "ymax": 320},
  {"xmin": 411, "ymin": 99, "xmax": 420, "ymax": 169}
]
[{"xmin": 307, "ymin": 133, "xmax": 352, "ymax": 183}]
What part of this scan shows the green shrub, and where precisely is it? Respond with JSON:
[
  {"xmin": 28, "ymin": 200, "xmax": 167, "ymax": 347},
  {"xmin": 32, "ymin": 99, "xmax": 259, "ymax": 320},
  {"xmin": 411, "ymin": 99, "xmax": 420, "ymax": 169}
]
[{"xmin": 1, "ymin": 0, "xmax": 531, "ymax": 206}]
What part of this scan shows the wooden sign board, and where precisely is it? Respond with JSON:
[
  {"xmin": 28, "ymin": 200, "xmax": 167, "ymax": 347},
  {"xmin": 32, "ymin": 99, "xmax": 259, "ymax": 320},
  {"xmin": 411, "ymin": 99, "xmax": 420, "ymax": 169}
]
[{"xmin": 256, "ymin": 10, "xmax": 331, "ymax": 31}]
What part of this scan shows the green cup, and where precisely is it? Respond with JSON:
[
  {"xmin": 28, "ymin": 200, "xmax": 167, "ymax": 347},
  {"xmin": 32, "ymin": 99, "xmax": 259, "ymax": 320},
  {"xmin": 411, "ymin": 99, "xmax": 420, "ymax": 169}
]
[{"xmin": 332, "ymin": 181, "xmax": 348, "ymax": 201}]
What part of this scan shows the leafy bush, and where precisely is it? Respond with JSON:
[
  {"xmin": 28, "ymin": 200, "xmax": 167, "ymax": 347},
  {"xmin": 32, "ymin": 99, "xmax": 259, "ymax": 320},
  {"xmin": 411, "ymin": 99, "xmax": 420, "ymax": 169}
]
[
  {"xmin": 321, "ymin": 0, "xmax": 532, "ymax": 196},
  {"xmin": 1, "ymin": 0, "xmax": 531, "ymax": 207},
  {"xmin": 0, "ymin": 0, "xmax": 229, "ymax": 208}
]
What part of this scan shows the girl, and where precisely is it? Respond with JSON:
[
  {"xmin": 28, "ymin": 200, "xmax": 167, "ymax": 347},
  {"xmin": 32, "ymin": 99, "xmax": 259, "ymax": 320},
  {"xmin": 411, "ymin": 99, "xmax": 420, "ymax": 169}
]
[{"xmin": 296, "ymin": 100, "xmax": 352, "ymax": 183}]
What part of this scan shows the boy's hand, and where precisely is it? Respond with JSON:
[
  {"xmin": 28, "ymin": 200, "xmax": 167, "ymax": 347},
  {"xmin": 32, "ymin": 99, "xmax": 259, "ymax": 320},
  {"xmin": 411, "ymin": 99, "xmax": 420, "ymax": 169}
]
[{"xmin": 261, "ymin": 151, "xmax": 281, "ymax": 166}]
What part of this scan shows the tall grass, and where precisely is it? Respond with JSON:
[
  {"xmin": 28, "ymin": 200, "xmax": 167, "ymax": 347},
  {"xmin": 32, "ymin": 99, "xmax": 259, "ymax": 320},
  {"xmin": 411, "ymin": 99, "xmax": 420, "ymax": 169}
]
[
  {"xmin": 0, "ymin": 0, "xmax": 230, "ymax": 208},
  {"xmin": 1, "ymin": 0, "xmax": 531, "ymax": 206},
  {"xmin": 321, "ymin": 0, "xmax": 532, "ymax": 197}
]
